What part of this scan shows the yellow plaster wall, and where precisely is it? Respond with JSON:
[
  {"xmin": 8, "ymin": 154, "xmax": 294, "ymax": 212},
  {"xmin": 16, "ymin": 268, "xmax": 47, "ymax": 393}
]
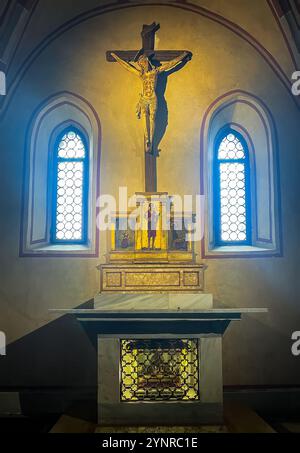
[{"xmin": 0, "ymin": 2, "xmax": 299, "ymax": 386}]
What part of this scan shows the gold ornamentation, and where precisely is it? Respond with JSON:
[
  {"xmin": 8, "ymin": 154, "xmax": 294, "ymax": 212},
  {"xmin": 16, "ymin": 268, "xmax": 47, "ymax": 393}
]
[
  {"xmin": 183, "ymin": 272, "xmax": 199, "ymax": 287},
  {"xmin": 106, "ymin": 272, "xmax": 122, "ymax": 288},
  {"xmin": 101, "ymin": 265, "xmax": 205, "ymax": 292},
  {"xmin": 111, "ymin": 51, "xmax": 191, "ymax": 153}
]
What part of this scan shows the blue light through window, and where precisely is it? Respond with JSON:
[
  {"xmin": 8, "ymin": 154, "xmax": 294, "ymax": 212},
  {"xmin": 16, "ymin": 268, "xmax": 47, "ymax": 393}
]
[
  {"xmin": 52, "ymin": 128, "xmax": 88, "ymax": 243},
  {"xmin": 215, "ymin": 131, "xmax": 251, "ymax": 245}
]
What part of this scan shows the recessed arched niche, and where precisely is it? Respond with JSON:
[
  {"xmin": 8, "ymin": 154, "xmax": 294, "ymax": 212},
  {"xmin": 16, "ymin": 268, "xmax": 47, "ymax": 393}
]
[
  {"xmin": 21, "ymin": 92, "xmax": 101, "ymax": 257},
  {"xmin": 201, "ymin": 91, "xmax": 281, "ymax": 258}
]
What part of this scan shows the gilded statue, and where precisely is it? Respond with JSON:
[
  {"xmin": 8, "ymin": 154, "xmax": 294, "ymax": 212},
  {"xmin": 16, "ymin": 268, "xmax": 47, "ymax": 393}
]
[{"xmin": 111, "ymin": 51, "xmax": 192, "ymax": 153}]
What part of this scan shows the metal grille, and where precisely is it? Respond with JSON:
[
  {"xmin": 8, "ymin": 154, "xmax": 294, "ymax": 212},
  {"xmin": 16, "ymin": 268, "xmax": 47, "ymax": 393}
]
[
  {"xmin": 217, "ymin": 133, "xmax": 248, "ymax": 243},
  {"xmin": 54, "ymin": 130, "xmax": 86, "ymax": 242},
  {"xmin": 219, "ymin": 162, "xmax": 247, "ymax": 242},
  {"xmin": 58, "ymin": 131, "xmax": 85, "ymax": 159},
  {"xmin": 120, "ymin": 339, "xmax": 199, "ymax": 402},
  {"xmin": 218, "ymin": 133, "xmax": 245, "ymax": 160}
]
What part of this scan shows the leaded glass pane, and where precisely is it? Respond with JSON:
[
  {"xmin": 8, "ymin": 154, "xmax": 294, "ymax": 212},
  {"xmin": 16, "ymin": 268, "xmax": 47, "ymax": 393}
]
[
  {"xmin": 53, "ymin": 129, "xmax": 87, "ymax": 243},
  {"xmin": 55, "ymin": 161, "xmax": 84, "ymax": 241},
  {"xmin": 218, "ymin": 133, "xmax": 246, "ymax": 160},
  {"xmin": 219, "ymin": 162, "xmax": 247, "ymax": 242},
  {"xmin": 58, "ymin": 131, "xmax": 85, "ymax": 159}
]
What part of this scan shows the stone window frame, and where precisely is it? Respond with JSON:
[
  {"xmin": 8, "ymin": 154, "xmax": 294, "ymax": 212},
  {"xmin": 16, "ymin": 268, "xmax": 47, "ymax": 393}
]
[
  {"xmin": 201, "ymin": 91, "xmax": 281, "ymax": 258},
  {"xmin": 20, "ymin": 92, "xmax": 101, "ymax": 257}
]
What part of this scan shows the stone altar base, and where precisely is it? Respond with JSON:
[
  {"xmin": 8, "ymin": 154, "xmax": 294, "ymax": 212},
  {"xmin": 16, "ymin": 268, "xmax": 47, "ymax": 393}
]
[
  {"xmin": 57, "ymin": 294, "xmax": 265, "ymax": 426},
  {"xmin": 98, "ymin": 334, "xmax": 223, "ymax": 426},
  {"xmin": 50, "ymin": 292, "xmax": 267, "ymax": 426}
]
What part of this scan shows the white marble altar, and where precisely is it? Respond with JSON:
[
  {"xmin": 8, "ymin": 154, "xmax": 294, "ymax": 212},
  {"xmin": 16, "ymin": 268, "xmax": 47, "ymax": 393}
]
[
  {"xmin": 94, "ymin": 292, "xmax": 213, "ymax": 311},
  {"xmin": 50, "ymin": 297, "xmax": 267, "ymax": 426}
]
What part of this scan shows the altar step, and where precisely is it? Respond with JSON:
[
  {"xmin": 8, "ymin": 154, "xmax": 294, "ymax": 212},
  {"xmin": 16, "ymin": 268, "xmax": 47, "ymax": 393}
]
[
  {"xmin": 49, "ymin": 404, "xmax": 276, "ymax": 433},
  {"xmin": 276, "ymin": 422, "xmax": 300, "ymax": 433},
  {"xmin": 94, "ymin": 425, "xmax": 228, "ymax": 433},
  {"xmin": 224, "ymin": 402, "xmax": 276, "ymax": 433},
  {"xmin": 49, "ymin": 415, "xmax": 96, "ymax": 433}
]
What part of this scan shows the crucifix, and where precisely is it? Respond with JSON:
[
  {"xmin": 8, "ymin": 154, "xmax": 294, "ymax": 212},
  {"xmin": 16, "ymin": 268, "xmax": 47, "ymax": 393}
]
[{"xmin": 107, "ymin": 23, "xmax": 192, "ymax": 192}]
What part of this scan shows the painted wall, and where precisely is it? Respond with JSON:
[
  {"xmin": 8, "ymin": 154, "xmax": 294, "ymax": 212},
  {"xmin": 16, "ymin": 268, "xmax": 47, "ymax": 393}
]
[{"xmin": 0, "ymin": 0, "xmax": 299, "ymax": 393}]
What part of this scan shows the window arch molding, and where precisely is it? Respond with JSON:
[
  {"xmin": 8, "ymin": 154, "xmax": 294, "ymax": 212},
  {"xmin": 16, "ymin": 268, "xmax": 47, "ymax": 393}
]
[
  {"xmin": 201, "ymin": 90, "xmax": 281, "ymax": 258},
  {"xmin": 21, "ymin": 92, "xmax": 101, "ymax": 257}
]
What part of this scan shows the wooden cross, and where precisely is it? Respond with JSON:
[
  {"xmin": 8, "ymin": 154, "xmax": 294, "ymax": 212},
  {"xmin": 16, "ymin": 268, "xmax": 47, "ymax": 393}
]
[{"xmin": 107, "ymin": 23, "xmax": 189, "ymax": 193}]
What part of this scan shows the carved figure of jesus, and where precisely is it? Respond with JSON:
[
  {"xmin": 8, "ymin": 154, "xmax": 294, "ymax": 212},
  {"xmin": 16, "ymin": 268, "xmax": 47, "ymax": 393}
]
[
  {"xmin": 145, "ymin": 203, "xmax": 160, "ymax": 249},
  {"xmin": 111, "ymin": 51, "xmax": 192, "ymax": 153}
]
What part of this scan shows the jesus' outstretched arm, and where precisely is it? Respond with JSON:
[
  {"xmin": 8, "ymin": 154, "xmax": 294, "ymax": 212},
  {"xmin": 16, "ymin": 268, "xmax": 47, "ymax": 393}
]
[
  {"xmin": 110, "ymin": 52, "xmax": 140, "ymax": 76},
  {"xmin": 158, "ymin": 51, "xmax": 192, "ymax": 72}
]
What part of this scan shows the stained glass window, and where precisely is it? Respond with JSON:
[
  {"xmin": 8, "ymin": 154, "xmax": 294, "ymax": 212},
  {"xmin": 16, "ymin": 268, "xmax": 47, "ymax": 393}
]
[
  {"xmin": 215, "ymin": 131, "xmax": 251, "ymax": 245},
  {"xmin": 52, "ymin": 129, "xmax": 88, "ymax": 243}
]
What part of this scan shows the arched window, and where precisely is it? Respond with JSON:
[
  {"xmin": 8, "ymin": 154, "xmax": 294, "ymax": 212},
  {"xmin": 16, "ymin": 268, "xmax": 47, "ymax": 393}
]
[
  {"xmin": 51, "ymin": 128, "xmax": 89, "ymax": 243},
  {"xmin": 214, "ymin": 130, "xmax": 251, "ymax": 246}
]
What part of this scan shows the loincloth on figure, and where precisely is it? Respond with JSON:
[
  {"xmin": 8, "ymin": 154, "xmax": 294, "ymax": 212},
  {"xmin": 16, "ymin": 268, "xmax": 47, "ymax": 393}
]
[
  {"xmin": 136, "ymin": 94, "xmax": 157, "ymax": 118},
  {"xmin": 148, "ymin": 227, "xmax": 157, "ymax": 239}
]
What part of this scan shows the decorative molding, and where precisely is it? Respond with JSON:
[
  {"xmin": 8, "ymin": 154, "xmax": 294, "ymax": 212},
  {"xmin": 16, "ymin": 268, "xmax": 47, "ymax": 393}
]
[
  {"xmin": 268, "ymin": 0, "xmax": 299, "ymax": 65},
  {"xmin": 100, "ymin": 264, "xmax": 205, "ymax": 292},
  {"xmin": 0, "ymin": 1, "xmax": 10, "ymax": 28},
  {"xmin": 200, "ymin": 89, "xmax": 282, "ymax": 259},
  {"xmin": 0, "ymin": 0, "xmax": 38, "ymax": 70},
  {"xmin": 20, "ymin": 91, "xmax": 101, "ymax": 258}
]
